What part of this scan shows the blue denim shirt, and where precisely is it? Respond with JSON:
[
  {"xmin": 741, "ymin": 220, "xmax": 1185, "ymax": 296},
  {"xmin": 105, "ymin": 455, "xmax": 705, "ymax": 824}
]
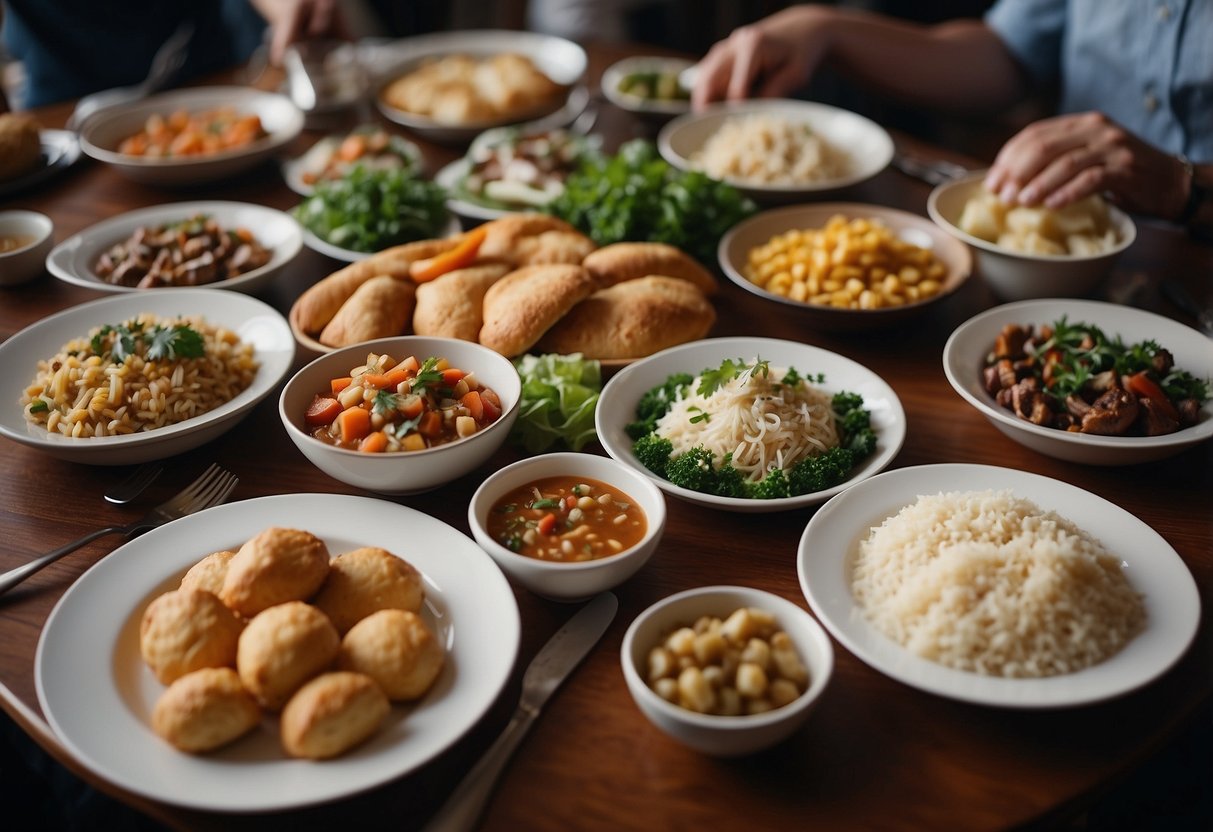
[{"xmin": 987, "ymin": 0, "xmax": 1213, "ymax": 161}]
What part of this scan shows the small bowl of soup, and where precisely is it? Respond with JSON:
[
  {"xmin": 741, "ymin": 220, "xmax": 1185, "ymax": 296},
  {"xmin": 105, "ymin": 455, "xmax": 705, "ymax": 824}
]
[
  {"xmin": 0, "ymin": 210, "xmax": 53, "ymax": 286},
  {"xmin": 469, "ymin": 452, "xmax": 666, "ymax": 601}
]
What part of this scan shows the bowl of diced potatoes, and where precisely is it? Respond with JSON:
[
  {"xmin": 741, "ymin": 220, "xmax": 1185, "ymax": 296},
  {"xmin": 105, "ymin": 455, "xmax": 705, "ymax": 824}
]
[
  {"xmin": 718, "ymin": 202, "xmax": 972, "ymax": 330},
  {"xmin": 927, "ymin": 171, "xmax": 1136, "ymax": 301},
  {"xmin": 621, "ymin": 585, "xmax": 833, "ymax": 756}
]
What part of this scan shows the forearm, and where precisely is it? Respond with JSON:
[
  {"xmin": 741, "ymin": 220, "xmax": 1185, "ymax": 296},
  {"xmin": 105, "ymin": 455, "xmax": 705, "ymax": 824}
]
[
  {"xmin": 820, "ymin": 12, "xmax": 1029, "ymax": 114},
  {"xmin": 1181, "ymin": 162, "xmax": 1213, "ymax": 240}
]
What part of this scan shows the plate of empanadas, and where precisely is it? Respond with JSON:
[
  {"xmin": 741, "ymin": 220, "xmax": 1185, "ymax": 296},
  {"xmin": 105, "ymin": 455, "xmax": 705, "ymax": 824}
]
[{"xmin": 287, "ymin": 213, "xmax": 719, "ymax": 366}]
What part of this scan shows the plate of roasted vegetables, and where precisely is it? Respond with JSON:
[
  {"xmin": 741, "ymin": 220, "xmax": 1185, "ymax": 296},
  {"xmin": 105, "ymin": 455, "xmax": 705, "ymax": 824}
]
[
  {"xmin": 943, "ymin": 299, "xmax": 1213, "ymax": 465},
  {"xmin": 282, "ymin": 125, "xmax": 422, "ymax": 196}
]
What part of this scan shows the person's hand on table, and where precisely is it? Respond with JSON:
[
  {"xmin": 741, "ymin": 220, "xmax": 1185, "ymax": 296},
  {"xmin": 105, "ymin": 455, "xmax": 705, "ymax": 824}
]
[
  {"xmin": 251, "ymin": 0, "xmax": 351, "ymax": 65},
  {"xmin": 692, "ymin": 6, "xmax": 832, "ymax": 111},
  {"xmin": 983, "ymin": 111, "xmax": 1191, "ymax": 221}
]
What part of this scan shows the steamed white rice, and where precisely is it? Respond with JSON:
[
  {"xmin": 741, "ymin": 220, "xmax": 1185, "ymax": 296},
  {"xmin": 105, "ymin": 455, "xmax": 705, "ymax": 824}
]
[{"xmin": 851, "ymin": 490, "xmax": 1145, "ymax": 678}]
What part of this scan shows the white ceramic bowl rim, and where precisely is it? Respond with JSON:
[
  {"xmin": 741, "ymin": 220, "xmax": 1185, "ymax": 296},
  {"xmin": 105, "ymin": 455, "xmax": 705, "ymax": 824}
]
[
  {"xmin": 469, "ymin": 452, "xmax": 667, "ymax": 574},
  {"xmin": 282, "ymin": 336, "xmax": 521, "ymax": 460},
  {"xmin": 927, "ymin": 171, "xmax": 1137, "ymax": 263},
  {"xmin": 601, "ymin": 56, "xmax": 694, "ymax": 115},
  {"xmin": 0, "ymin": 210, "xmax": 53, "ymax": 254},
  {"xmin": 622, "ymin": 585, "xmax": 833, "ymax": 729}
]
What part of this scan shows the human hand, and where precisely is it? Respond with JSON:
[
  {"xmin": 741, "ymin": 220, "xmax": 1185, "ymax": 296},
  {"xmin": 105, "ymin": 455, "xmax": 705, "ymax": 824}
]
[
  {"xmin": 692, "ymin": 6, "xmax": 833, "ymax": 111},
  {"xmin": 253, "ymin": 0, "xmax": 349, "ymax": 66},
  {"xmin": 984, "ymin": 111, "xmax": 1189, "ymax": 221}
]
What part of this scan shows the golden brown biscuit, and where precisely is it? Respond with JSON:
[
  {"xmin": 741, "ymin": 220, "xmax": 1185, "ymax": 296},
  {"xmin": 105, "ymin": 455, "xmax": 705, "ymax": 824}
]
[
  {"xmin": 140, "ymin": 588, "xmax": 244, "ymax": 685},
  {"xmin": 339, "ymin": 609, "xmax": 445, "ymax": 702},
  {"xmin": 478, "ymin": 263, "xmax": 597, "ymax": 357},
  {"xmin": 0, "ymin": 114, "xmax": 42, "ymax": 181},
  {"xmin": 512, "ymin": 229, "xmax": 598, "ymax": 267},
  {"xmin": 312, "ymin": 546, "xmax": 425, "ymax": 635},
  {"xmin": 280, "ymin": 672, "xmax": 390, "ymax": 760},
  {"xmin": 535, "ymin": 276, "xmax": 716, "ymax": 360},
  {"xmin": 318, "ymin": 275, "xmax": 416, "ymax": 348},
  {"xmin": 582, "ymin": 242, "xmax": 717, "ymax": 295},
  {"xmin": 179, "ymin": 550, "xmax": 236, "ymax": 596},
  {"xmin": 412, "ymin": 263, "xmax": 510, "ymax": 341},
  {"xmin": 237, "ymin": 601, "xmax": 340, "ymax": 711},
  {"xmin": 151, "ymin": 667, "xmax": 261, "ymax": 753},
  {"xmin": 220, "ymin": 527, "xmax": 330, "ymax": 618},
  {"xmin": 477, "ymin": 213, "xmax": 580, "ymax": 265},
  {"xmin": 290, "ymin": 238, "xmax": 460, "ymax": 336}
]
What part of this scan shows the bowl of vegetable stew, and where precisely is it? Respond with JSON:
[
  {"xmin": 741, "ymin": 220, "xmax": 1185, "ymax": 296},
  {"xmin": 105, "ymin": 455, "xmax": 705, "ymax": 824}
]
[
  {"xmin": 468, "ymin": 452, "xmax": 666, "ymax": 601},
  {"xmin": 279, "ymin": 336, "xmax": 521, "ymax": 494}
]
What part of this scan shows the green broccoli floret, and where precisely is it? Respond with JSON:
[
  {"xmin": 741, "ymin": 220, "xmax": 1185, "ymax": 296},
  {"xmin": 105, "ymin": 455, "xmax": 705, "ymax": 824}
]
[
  {"xmin": 748, "ymin": 467, "xmax": 790, "ymax": 499},
  {"xmin": 665, "ymin": 446, "xmax": 720, "ymax": 493},
  {"xmin": 845, "ymin": 427, "xmax": 878, "ymax": 458},
  {"xmin": 788, "ymin": 447, "xmax": 855, "ymax": 495},
  {"xmin": 632, "ymin": 433, "xmax": 674, "ymax": 477},
  {"xmin": 832, "ymin": 391, "xmax": 865, "ymax": 415},
  {"xmin": 841, "ymin": 407, "xmax": 870, "ymax": 435},
  {"xmin": 712, "ymin": 453, "xmax": 748, "ymax": 498},
  {"xmin": 626, "ymin": 372, "xmax": 693, "ymax": 439}
]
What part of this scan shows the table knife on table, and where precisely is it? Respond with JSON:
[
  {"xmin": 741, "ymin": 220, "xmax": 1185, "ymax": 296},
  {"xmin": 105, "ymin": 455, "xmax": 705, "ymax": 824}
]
[{"xmin": 423, "ymin": 591, "xmax": 619, "ymax": 832}]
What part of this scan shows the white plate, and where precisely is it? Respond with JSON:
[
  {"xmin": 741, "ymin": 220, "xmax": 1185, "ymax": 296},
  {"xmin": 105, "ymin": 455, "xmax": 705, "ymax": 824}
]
[
  {"xmin": 298, "ymin": 212, "xmax": 462, "ymax": 262},
  {"xmin": 0, "ymin": 289, "xmax": 294, "ymax": 465},
  {"xmin": 943, "ymin": 299, "xmax": 1213, "ymax": 465},
  {"xmin": 658, "ymin": 99, "xmax": 894, "ymax": 203},
  {"xmin": 0, "ymin": 129, "xmax": 82, "ymax": 198},
  {"xmin": 78, "ymin": 87, "xmax": 304, "ymax": 186},
  {"xmin": 36, "ymin": 493, "xmax": 520, "ymax": 812},
  {"xmin": 46, "ymin": 201, "xmax": 303, "ymax": 294},
  {"xmin": 798, "ymin": 464, "xmax": 1201, "ymax": 708},
  {"xmin": 596, "ymin": 337, "xmax": 906, "ymax": 513},
  {"xmin": 372, "ymin": 30, "xmax": 588, "ymax": 145},
  {"xmin": 601, "ymin": 55, "xmax": 694, "ymax": 118},
  {"xmin": 280, "ymin": 130, "xmax": 422, "ymax": 197}
]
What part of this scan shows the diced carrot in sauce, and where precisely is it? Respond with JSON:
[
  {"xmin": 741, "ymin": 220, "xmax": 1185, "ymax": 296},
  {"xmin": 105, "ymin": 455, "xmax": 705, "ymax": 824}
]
[
  {"xmin": 536, "ymin": 513, "xmax": 557, "ymax": 536},
  {"xmin": 461, "ymin": 390, "xmax": 483, "ymax": 421},
  {"xmin": 400, "ymin": 395, "xmax": 424, "ymax": 419},
  {"xmin": 418, "ymin": 410, "xmax": 442, "ymax": 437},
  {"xmin": 339, "ymin": 407, "xmax": 372, "ymax": 443},
  {"xmin": 331, "ymin": 377, "xmax": 353, "ymax": 396},
  {"xmin": 359, "ymin": 431, "xmax": 388, "ymax": 453},
  {"xmin": 480, "ymin": 389, "xmax": 501, "ymax": 421},
  {"xmin": 362, "ymin": 373, "xmax": 393, "ymax": 389},
  {"xmin": 305, "ymin": 396, "xmax": 342, "ymax": 426},
  {"xmin": 442, "ymin": 368, "xmax": 465, "ymax": 386},
  {"xmin": 384, "ymin": 368, "xmax": 411, "ymax": 389}
]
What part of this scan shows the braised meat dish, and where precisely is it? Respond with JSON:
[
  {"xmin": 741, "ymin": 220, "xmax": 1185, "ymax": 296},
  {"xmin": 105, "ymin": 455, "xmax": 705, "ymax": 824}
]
[
  {"xmin": 981, "ymin": 318, "xmax": 1208, "ymax": 437},
  {"xmin": 94, "ymin": 215, "xmax": 272, "ymax": 288}
]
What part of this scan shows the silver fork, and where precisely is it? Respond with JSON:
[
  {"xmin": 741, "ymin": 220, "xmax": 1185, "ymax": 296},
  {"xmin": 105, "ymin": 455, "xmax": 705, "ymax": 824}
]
[
  {"xmin": 66, "ymin": 20, "xmax": 195, "ymax": 132},
  {"xmin": 0, "ymin": 463, "xmax": 237, "ymax": 596}
]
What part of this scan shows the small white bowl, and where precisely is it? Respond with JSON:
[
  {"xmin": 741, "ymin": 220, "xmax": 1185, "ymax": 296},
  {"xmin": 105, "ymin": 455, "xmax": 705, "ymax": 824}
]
[
  {"xmin": 658, "ymin": 99, "xmax": 894, "ymax": 204},
  {"xmin": 468, "ymin": 452, "xmax": 666, "ymax": 602},
  {"xmin": 0, "ymin": 210, "xmax": 53, "ymax": 286},
  {"xmin": 278, "ymin": 336, "xmax": 521, "ymax": 494},
  {"xmin": 601, "ymin": 56, "xmax": 693, "ymax": 120},
  {"xmin": 928, "ymin": 171, "xmax": 1136, "ymax": 301},
  {"xmin": 943, "ymin": 298, "xmax": 1213, "ymax": 465},
  {"xmin": 621, "ymin": 585, "xmax": 834, "ymax": 756}
]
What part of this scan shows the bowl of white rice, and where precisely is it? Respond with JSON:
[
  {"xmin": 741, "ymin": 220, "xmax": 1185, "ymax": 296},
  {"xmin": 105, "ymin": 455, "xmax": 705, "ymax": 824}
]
[{"xmin": 657, "ymin": 100, "xmax": 894, "ymax": 204}]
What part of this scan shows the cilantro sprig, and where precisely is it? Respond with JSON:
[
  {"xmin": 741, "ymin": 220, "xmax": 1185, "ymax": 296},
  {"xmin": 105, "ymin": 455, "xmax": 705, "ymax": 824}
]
[{"xmin": 90, "ymin": 321, "xmax": 205, "ymax": 363}]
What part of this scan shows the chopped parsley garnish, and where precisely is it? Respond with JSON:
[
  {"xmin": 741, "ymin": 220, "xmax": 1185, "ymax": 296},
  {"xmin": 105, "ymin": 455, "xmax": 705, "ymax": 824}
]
[
  {"xmin": 91, "ymin": 321, "xmax": 205, "ymax": 362},
  {"xmin": 410, "ymin": 357, "xmax": 444, "ymax": 396},
  {"xmin": 372, "ymin": 389, "xmax": 400, "ymax": 415}
]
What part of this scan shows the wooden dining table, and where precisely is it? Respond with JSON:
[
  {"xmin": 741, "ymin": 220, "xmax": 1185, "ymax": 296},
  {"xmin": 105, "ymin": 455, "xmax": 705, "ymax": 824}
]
[{"xmin": 1, "ymin": 40, "xmax": 1210, "ymax": 832}]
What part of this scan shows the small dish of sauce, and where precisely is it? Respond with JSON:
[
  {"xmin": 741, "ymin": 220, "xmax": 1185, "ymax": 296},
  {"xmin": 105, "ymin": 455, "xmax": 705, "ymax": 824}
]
[
  {"xmin": 488, "ymin": 476, "xmax": 646, "ymax": 562},
  {"xmin": 0, "ymin": 234, "xmax": 35, "ymax": 254}
]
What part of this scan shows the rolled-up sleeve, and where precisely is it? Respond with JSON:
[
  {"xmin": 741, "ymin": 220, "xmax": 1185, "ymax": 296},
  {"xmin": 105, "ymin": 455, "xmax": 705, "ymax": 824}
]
[{"xmin": 985, "ymin": 0, "xmax": 1068, "ymax": 87}]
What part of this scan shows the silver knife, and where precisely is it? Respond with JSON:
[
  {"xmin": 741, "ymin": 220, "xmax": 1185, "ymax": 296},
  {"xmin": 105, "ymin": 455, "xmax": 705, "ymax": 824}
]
[{"xmin": 423, "ymin": 591, "xmax": 619, "ymax": 832}]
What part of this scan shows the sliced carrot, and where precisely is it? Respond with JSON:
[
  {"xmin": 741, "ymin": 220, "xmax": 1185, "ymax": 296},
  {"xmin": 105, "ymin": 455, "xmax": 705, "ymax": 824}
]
[
  {"xmin": 362, "ymin": 373, "xmax": 393, "ymax": 389},
  {"xmin": 338, "ymin": 134, "xmax": 367, "ymax": 161},
  {"xmin": 359, "ymin": 431, "xmax": 389, "ymax": 453},
  {"xmin": 400, "ymin": 395, "xmax": 425, "ymax": 419},
  {"xmin": 339, "ymin": 407, "xmax": 372, "ymax": 443},
  {"xmin": 564, "ymin": 495, "xmax": 577, "ymax": 510},
  {"xmin": 330, "ymin": 376, "xmax": 353, "ymax": 396},
  {"xmin": 408, "ymin": 226, "xmax": 489, "ymax": 283},
  {"xmin": 305, "ymin": 396, "xmax": 342, "ymax": 426},
  {"xmin": 418, "ymin": 410, "xmax": 442, "ymax": 437},
  {"xmin": 461, "ymin": 390, "xmax": 483, "ymax": 421},
  {"xmin": 383, "ymin": 368, "xmax": 411, "ymax": 389},
  {"xmin": 1125, "ymin": 371, "xmax": 1179, "ymax": 421},
  {"xmin": 536, "ymin": 513, "xmax": 557, "ymax": 536},
  {"xmin": 442, "ymin": 368, "xmax": 465, "ymax": 386}
]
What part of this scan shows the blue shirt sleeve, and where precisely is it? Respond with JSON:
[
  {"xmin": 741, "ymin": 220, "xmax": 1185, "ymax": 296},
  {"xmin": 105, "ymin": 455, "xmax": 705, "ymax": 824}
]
[{"xmin": 985, "ymin": 0, "xmax": 1068, "ymax": 87}]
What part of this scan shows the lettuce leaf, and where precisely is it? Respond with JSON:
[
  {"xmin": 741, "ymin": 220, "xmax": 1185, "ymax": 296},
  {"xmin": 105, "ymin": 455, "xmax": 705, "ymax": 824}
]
[{"xmin": 510, "ymin": 353, "xmax": 602, "ymax": 453}]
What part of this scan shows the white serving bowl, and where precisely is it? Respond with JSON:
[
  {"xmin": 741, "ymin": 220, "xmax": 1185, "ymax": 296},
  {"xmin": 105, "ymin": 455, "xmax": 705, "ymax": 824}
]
[
  {"xmin": 943, "ymin": 299, "xmax": 1213, "ymax": 465},
  {"xmin": 657, "ymin": 99, "xmax": 894, "ymax": 203},
  {"xmin": 601, "ymin": 55, "xmax": 694, "ymax": 120},
  {"xmin": 621, "ymin": 585, "xmax": 834, "ymax": 756},
  {"xmin": 596, "ymin": 337, "xmax": 906, "ymax": 513},
  {"xmin": 718, "ymin": 202, "xmax": 972, "ymax": 331},
  {"xmin": 46, "ymin": 201, "xmax": 302, "ymax": 294},
  {"xmin": 927, "ymin": 171, "xmax": 1136, "ymax": 301},
  {"xmin": 373, "ymin": 30, "xmax": 588, "ymax": 145},
  {"xmin": 0, "ymin": 210, "xmax": 53, "ymax": 286},
  {"xmin": 279, "ymin": 336, "xmax": 521, "ymax": 494},
  {"xmin": 468, "ymin": 451, "xmax": 666, "ymax": 601},
  {"xmin": 79, "ymin": 87, "xmax": 304, "ymax": 187}
]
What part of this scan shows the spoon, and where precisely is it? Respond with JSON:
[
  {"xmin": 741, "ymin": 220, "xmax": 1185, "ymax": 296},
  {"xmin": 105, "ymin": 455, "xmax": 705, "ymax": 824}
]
[{"xmin": 104, "ymin": 463, "xmax": 164, "ymax": 505}]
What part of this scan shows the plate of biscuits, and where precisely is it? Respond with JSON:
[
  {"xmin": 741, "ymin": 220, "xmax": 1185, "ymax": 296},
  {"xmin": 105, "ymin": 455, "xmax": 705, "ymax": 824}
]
[
  {"xmin": 36, "ymin": 493, "xmax": 520, "ymax": 812},
  {"xmin": 288, "ymin": 212, "xmax": 719, "ymax": 366}
]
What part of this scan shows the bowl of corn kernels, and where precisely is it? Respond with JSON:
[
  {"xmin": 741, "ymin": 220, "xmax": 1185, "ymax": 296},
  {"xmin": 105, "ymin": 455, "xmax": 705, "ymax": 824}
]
[{"xmin": 718, "ymin": 203, "xmax": 972, "ymax": 330}]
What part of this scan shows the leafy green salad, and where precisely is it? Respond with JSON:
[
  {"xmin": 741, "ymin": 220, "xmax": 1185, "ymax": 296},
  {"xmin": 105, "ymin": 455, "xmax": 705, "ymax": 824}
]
[
  {"xmin": 510, "ymin": 353, "xmax": 602, "ymax": 453},
  {"xmin": 626, "ymin": 358, "xmax": 876, "ymax": 500}
]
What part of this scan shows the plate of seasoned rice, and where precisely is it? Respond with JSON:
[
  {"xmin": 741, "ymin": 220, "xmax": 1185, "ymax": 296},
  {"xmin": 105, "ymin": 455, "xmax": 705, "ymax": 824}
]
[
  {"xmin": 798, "ymin": 464, "xmax": 1200, "ymax": 708},
  {"xmin": 0, "ymin": 289, "xmax": 294, "ymax": 465}
]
